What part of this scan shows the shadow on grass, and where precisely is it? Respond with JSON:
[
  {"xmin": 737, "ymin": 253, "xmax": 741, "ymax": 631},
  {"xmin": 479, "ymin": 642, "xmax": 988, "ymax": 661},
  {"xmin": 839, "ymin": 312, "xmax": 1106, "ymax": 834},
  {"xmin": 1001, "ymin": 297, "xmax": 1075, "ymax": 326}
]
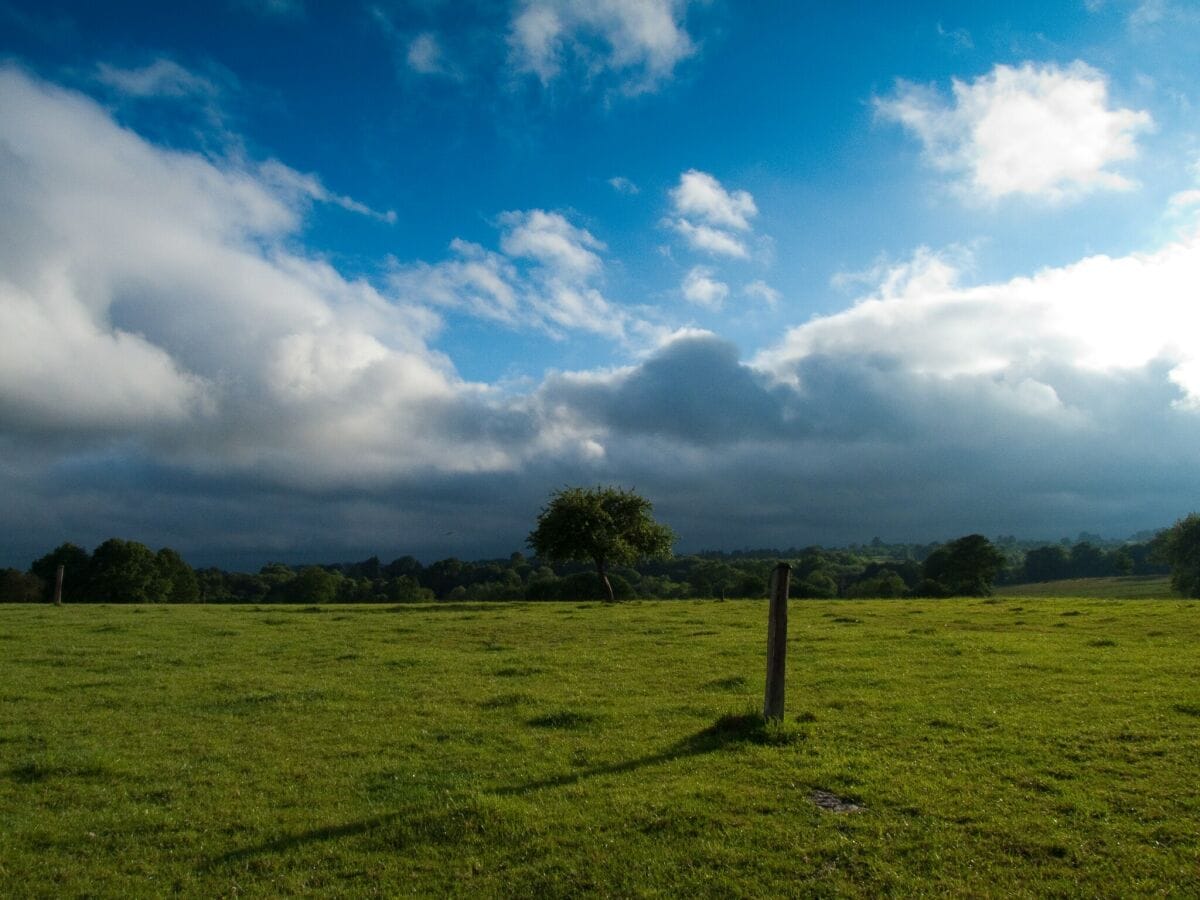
[
  {"xmin": 494, "ymin": 712, "xmax": 799, "ymax": 796},
  {"xmin": 207, "ymin": 815, "xmax": 405, "ymax": 869},
  {"xmin": 205, "ymin": 713, "xmax": 796, "ymax": 869}
]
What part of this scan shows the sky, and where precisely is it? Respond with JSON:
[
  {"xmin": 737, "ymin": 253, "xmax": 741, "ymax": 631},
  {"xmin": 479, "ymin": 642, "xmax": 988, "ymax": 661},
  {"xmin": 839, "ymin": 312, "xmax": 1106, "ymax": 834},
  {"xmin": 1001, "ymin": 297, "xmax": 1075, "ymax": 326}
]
[{"xmin": 2, "ymin": 0, "xmax": 1199, "ymax": 569}]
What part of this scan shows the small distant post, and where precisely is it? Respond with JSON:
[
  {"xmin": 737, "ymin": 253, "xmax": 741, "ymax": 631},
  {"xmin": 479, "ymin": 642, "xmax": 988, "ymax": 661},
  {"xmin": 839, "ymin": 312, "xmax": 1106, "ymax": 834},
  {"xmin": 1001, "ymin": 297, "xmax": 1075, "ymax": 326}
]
[
  {"xmin": 53, "ymin": 565, "xmax": 64, "ymax": 607},
  {"xmin": 764, "ymin": 562, "xmax": 790, "ymax": 721}
]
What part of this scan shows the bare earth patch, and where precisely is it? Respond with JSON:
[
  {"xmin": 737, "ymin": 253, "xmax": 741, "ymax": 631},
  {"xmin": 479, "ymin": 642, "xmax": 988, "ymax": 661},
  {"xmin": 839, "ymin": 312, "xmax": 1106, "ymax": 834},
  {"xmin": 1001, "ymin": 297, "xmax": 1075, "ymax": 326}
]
[{"xmin": 810, "ymin": 789, "xmax": 864, "ymax": 813}]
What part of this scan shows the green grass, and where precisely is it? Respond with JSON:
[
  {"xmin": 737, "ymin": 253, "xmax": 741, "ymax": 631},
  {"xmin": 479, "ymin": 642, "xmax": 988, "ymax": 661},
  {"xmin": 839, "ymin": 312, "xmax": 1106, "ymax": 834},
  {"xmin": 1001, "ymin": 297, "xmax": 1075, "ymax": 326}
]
[
  {"xmin": 2, "ymin": 598, "xmax": 1198, "ymax": 897},
  {"xmin": 999, "ymin": 575, "xmax": 1174, "ymax": 599}
]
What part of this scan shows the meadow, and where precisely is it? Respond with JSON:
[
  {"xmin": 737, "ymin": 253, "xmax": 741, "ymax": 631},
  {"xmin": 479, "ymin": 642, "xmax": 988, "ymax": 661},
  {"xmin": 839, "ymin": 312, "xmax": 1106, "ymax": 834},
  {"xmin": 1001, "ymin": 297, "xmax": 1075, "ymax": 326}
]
[
  {"xmin": 999, "ymin": 575, "xmax": 1174, "ymax": 599},
  {"xmin": 1, "ymin": 596, "xmax": 1197, "ymax": 897}
]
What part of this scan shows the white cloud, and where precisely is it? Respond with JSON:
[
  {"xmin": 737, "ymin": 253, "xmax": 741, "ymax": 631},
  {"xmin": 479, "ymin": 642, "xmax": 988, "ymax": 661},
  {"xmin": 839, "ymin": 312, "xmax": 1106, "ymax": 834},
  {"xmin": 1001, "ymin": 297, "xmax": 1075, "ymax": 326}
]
[
  {"xmin": 755, "ymin": 237, "xmax": 1200, "ymax": 408},
  {"xmin": 510, "ymin": 3, "xmax": 562, "ymax": 80},
  {"xmin": 935, "ymin": 22, "xmax": 973, "ymax": 51},
  {"xmin": 1129, "ymin": 0, "xmax": 1200, "ymax": 26},
  {"xmin": 407, "ymin": 32, "xmax": 446, "ymax": 75},
  {"xmin": 669, "ymin": 169, "xmax": 756, "ymax": 230},
  {"xmin": 258, "ymin": 159, "xmax": 396, "ymax": 223},
  {"xmin": 1130, "ymin": 0, "xmax": 1167, "ymax": 26},
  {"xmin": 876, "ymin": 61, "xmax": 1153, "ymax": 203},
  {"xmin": 508, "ymin": 0, "xmax": 696, "ymax": 94},
  {"xmin": 369, "ymin": 11, "xmax": 465, "ymax": 84},
  {"xmin": 389, "ymin": 240, "xmax": 521, "ymax": 327},
  {"xmin": 742, "ymin": 280, "xmax": 780, "ymax": 306},
  {"xmin": 681, "ymin": 266, "xmax": 728, "ymax": 309},
  {"xmin": 666, "ymin": 169, "xmax": 758, "ymax": 258},
  {"xmin": 668, "ymin": 219, "xmax": 749, "ymax": 258},
  {"xmin": 393, "ymin": 209, "xmax": 629, "ymax": 340},
  {"xmin": 499, "ymin": 209, "xmax": 605, "ymax": 278},
  {"xmin": 1167, "ymin": 158, "xmax": 1200, "ymax": 212},
  {"xmin": 1169, "ymin": 189, "xmax": 1200, "ymax": 210},
  {"xmin": 96, "ymin": 59, "xmax": 218, "ymax": 98},
  {"xmin": 608, "ymin": 175, "xmax": 639, "ymax": 194}
]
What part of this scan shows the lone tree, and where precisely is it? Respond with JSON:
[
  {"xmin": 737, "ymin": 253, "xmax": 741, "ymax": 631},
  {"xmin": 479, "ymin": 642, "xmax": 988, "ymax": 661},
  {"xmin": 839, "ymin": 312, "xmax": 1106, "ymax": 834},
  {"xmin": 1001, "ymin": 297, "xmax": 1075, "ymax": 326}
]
[
  {"xmin": 1154, "ymin": 513, "xmax": 1200, "ymax": 598},
  {"xmin": 527, "ymin": 486, "xmax": 675, "ymax": 603}
]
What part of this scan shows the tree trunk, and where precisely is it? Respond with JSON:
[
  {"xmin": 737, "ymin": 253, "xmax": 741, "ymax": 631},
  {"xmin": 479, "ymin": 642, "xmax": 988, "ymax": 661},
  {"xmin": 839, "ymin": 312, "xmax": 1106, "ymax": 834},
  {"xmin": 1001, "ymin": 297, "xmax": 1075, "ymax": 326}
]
[{"xmin": 595, "ymin": 558, "xmax": 615, "ymax": 603}]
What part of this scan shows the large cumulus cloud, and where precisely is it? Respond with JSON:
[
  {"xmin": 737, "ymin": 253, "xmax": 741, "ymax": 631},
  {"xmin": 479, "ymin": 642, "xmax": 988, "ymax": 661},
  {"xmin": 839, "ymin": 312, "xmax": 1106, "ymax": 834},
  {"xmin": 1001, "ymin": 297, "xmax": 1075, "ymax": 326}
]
[{"xmin": 0, "ymin": 65, "xmax": 603, "ymax": 493}]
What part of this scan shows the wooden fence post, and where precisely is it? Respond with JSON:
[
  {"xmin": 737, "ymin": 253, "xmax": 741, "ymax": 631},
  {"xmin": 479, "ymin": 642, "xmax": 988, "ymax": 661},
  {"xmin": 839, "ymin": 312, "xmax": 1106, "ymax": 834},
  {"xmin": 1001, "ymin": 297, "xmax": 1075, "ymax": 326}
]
[
  {"xmin": 764, "ymin": 562, "xmax": 790, "ymax": 721},
  {"xmin": 54, "ymin": 564, "xmax": 64, "ymax": 606}
]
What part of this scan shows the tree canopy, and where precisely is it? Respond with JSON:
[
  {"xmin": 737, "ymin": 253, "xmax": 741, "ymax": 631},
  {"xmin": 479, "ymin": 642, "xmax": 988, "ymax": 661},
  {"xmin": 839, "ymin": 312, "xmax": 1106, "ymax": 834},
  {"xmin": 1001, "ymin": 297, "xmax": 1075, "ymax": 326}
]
[
  {"xmin": 921, "ymin": 534, "xmax": 1005, "ymax": 596},
  {"xmin": 527, "ymin": 486, "xmax": 675, "ymax": 603},
  {"xmin": 30, "ymin": 543, "xmax": 90, "ymax": 603},
  {"xmin": 89, "ymin": 538, "xmax": 166, "ymax": 603},
  {"xmin": 1154, "ymin": 513, "xmax": 1200, "ymax": 598}
]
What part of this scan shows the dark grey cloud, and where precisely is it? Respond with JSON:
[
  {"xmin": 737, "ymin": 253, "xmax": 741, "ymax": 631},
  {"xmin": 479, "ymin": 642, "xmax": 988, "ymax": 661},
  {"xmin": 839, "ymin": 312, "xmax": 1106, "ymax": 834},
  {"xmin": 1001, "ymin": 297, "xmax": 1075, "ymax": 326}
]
[{"xmin": 541, "ymin": 335, "xmax": 789, "ymax": 445}]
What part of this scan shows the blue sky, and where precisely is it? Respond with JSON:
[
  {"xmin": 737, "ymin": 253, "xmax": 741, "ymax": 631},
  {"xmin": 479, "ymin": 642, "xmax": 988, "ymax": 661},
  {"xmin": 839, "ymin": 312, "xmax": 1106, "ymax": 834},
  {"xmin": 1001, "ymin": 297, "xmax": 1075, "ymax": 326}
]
[{"xmin": 2, "ymin": 0, "xmax": 1199, "ymax": 567}]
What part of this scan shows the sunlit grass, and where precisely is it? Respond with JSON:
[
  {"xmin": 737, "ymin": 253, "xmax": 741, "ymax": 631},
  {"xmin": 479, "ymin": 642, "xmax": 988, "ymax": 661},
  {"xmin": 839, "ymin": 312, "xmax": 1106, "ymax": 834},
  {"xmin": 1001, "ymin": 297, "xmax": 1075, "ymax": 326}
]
[{"xmin": 1, "ymin": 598, "xmax": 1198, "ymax": 896}]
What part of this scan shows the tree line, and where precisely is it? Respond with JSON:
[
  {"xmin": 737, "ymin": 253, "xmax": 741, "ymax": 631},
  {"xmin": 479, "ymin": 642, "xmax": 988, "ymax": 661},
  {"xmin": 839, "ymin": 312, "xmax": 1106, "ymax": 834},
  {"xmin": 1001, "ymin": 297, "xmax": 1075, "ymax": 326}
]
[
  {"xmin": 0, "ymin": 529, "xmax": 1184, "ymax": 604},
  {"xmin": 2, "ymin": 539, "xmax": 200, "ymax": 604}
]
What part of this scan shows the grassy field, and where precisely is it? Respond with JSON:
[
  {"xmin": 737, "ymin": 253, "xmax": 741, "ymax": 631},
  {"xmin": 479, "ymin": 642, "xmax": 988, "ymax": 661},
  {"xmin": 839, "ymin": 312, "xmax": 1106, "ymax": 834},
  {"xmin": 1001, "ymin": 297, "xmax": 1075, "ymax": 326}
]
[
  {"xmin": 999, "ymin": 575, "xmax": 1175, "ymax": 599},
  {"xmin": 2, "ymin": 598, "xmax": 1198, "ymax": 897}
]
